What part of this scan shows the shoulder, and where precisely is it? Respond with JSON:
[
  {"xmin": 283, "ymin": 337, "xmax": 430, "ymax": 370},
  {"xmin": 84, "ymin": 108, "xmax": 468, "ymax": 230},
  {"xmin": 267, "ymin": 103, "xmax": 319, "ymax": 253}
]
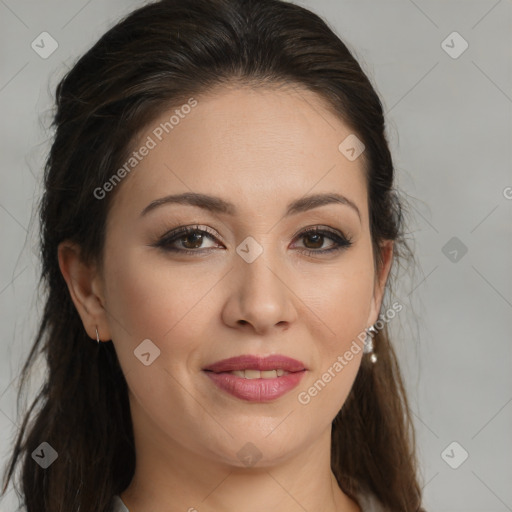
[
  {"xmin": 111, "ymin": 495, "xmax": 130, "ymax": 512},
  {"xmin": 354, "ymin": 490, "xmax": 391, "ymax": 512}
]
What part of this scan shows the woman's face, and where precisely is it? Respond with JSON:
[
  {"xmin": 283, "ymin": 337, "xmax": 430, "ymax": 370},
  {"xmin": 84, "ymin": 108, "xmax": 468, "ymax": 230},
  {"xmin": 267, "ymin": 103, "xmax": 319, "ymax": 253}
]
[{"xmin": 95, "ymin": 85, "xmax": 392, "ymax": 467}]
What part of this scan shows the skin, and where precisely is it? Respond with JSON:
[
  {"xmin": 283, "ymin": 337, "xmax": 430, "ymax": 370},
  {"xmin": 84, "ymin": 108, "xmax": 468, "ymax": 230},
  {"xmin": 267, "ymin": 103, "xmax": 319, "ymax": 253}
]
[{"xmin": 58, "ymin": 84, "xmax": 393, "ymax": 512}]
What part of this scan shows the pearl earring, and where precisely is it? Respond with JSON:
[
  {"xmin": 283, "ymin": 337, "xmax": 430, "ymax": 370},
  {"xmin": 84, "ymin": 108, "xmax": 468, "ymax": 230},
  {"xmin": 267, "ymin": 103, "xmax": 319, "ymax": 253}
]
[{"xmin": 363, "ymin": 325, "xmax": 377, "ymax": 363}]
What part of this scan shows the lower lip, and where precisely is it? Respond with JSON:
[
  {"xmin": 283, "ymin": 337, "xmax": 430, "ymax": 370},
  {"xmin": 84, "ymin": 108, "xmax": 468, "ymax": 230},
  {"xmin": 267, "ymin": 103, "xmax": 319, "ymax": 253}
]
[{"xmin": 203, "ymin": 370, "xmax": 306, "ymax": 402}]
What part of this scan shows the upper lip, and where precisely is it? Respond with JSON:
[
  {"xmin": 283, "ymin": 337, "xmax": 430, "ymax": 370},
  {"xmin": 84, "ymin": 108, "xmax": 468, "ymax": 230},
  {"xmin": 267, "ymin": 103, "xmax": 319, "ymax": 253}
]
[{"xmin": 203, "ymin": 354, "xmax": 307, "ymax": 373}]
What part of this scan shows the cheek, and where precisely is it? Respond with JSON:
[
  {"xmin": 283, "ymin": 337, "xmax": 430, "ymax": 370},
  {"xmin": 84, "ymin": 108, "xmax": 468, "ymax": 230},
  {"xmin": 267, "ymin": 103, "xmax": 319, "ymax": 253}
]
[
  {"xmin": 296, "ymin": 251, "xmax": 374, "ymax": 406},
  {"xmin": 306, "ymin": 253, "xmax": 375, "ymax": 340},
  {"xmin": 104, "ymin": 249, "xmax": 213, "ymax": 410},
  {"xmin": 105, "ymin": 246, "xmax": 203, "ymax": 335},
  {"xmin": 103, "ymin": 245, "xmax": 225, "ymax": 379},
  {"xmin": 297, "ymin": 272, "xmax": 370, "ymax": 418}
]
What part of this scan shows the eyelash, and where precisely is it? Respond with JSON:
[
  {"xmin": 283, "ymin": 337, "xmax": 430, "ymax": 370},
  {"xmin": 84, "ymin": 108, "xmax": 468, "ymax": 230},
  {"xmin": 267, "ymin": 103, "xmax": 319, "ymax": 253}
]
[{"xmin": 153, "ymin": 224, "xmax": 353, "ymax": 257}]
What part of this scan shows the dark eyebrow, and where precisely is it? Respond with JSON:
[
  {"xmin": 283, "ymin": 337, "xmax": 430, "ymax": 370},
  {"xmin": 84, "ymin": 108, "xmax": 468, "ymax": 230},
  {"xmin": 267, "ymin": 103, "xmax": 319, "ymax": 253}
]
[{"xmin": 140, "ymin": 191, "xmax": 361, "ymax": 221}]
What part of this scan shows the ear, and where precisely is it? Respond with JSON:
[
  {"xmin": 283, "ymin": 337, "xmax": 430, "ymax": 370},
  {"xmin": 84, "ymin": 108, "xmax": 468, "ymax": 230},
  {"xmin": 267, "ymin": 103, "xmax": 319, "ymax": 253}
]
[
  {"xmin": 367, "ymin": 240, "xmax": 394, "ymax": 327},
  {"xmin": 57, "ymin": 241, "xmax": 111, "ymax": 342}
]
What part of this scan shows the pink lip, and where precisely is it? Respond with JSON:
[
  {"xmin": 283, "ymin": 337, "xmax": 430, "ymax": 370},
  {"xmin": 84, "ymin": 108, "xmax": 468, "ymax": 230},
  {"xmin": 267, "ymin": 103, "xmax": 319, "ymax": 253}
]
[
  {"xmin": 202, "ymin": 354, "xmax": 307, "ymax": 402},
  {"xmin": 202, "ymin": 354, "xmax": 307, "ymax": 373}
]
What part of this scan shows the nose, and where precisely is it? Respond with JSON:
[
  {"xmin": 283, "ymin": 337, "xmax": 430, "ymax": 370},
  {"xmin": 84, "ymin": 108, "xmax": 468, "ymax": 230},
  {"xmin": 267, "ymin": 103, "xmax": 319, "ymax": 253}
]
[{"xmin": 221, "ymin": 242, "xmax": 297, "ymax": 335}]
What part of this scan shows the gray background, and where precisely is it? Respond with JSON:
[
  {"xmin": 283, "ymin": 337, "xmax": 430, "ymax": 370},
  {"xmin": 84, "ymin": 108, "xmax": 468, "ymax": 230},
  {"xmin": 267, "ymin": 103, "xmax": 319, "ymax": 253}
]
[{"xmin": 0, "ymin": 0, "xmax": 511, "ymax": 511}]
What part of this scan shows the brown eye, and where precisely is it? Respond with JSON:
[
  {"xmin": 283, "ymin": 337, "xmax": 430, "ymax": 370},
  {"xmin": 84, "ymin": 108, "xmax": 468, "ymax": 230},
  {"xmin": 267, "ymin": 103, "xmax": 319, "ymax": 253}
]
[
  {"xmin": 302, "ymin": 232, "xmax": 325, "ymax": 249},
  {"xmin": 180, "ymin": 231, "xmax": 205, "ymax": 249},
  {"xmin": 294, "ymin": 227, "xmax": 352, "ymax": 256},
  {"xmin": 155, "ymin": 225, "xmax": 222, "ymax": 254}
]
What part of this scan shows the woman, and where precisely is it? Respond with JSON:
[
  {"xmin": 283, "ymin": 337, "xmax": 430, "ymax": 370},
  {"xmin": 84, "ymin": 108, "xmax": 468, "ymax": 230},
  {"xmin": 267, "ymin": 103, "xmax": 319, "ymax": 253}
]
[{"xmin": 1, "ymin": 0, "xmax": 426, "ymax": 510}]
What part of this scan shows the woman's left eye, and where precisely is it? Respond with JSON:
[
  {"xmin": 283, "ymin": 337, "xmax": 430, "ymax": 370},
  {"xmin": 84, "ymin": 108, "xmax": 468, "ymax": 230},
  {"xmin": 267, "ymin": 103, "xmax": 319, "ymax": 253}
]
[
  {"xmin": 294, "ymin": 227, "xmax": 353, "ymax": 255},
  {"xmin": 153, "ymin": 225, "xmax": 352, "ymax": 256}
]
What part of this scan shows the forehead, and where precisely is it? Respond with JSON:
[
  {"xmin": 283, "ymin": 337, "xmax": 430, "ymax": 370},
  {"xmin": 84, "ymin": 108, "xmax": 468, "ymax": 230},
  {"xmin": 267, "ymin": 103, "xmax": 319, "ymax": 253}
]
[{"xmin": 108, "ymin": 85, "xmax": 368, "ymax": 224}]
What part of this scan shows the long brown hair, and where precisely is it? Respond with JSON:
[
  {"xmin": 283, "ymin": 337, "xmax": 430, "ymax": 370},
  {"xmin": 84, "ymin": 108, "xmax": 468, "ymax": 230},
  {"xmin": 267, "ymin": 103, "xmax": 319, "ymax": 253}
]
[{"xmin": 2, "ymin": 0, "xmax": 425, "ymax": 510}]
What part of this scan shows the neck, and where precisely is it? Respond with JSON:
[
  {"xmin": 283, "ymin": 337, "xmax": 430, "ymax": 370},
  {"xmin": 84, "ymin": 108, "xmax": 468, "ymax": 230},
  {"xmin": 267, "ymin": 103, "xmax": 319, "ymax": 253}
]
[{"xmin": 121, "ymin": 415, "xmax": 360, "ymax": 512}]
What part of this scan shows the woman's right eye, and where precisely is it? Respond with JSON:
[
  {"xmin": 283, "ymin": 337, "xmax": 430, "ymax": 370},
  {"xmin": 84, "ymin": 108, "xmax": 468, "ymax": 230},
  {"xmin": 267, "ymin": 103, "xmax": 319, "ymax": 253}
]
[{"xmin": 154, "ymin": 225, "xmax": 222, "ymax": 255}]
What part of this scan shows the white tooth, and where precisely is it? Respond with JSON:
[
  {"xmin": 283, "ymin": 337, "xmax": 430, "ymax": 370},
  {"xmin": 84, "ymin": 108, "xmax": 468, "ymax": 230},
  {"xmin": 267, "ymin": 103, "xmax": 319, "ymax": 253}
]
[
  {"xmin": 227, "ymin": 369, "xmax": 289, "ymax": 378},
  {"xmin": 244, "ymin": 369, "xmax": 261, "ymax": 379}
]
